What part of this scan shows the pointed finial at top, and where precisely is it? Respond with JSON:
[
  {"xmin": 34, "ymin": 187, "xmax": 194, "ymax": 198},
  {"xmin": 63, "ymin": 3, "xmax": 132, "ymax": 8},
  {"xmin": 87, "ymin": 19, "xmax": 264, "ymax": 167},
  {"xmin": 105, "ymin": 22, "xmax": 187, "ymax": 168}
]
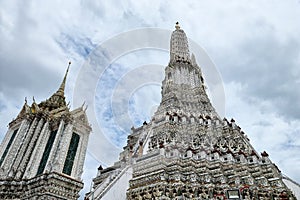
[
  {"xmin": 66, "ymin": 61, "xmax": 71, "ymax": 76},
  {"xmin": 175, "ymin": 22, "xmax": 180, "ymax": 30},
  {"xmin": 56, "ymin": 61, "xmax": 71, "ymax": 96},
  {"xmin": 25, "ymin": 97, "xmax": 27, "ymax": 104}
]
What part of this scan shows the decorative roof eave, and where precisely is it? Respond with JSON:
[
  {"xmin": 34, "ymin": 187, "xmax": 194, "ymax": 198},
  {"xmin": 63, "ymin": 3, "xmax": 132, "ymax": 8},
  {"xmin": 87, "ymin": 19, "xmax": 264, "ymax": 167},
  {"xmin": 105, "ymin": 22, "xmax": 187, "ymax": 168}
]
[
  {"xmin": 70, "ymin": 105, "xmax": 92, "ymax": 131},
  {"xmin": 16, "ymin": 98, "xmax": 31, "ymax": 119}
]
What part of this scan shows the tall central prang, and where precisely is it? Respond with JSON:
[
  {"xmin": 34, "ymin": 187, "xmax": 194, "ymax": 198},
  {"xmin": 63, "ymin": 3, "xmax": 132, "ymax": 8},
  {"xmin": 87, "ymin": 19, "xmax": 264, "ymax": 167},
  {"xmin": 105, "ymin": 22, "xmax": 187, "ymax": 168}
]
[
  {"xmin": 155, "ymin": 22, "xmax": 217, "ymax": 119},
  {"xmin": 85, "ymin": 23, "xmax": 297, "ymax": 200}
]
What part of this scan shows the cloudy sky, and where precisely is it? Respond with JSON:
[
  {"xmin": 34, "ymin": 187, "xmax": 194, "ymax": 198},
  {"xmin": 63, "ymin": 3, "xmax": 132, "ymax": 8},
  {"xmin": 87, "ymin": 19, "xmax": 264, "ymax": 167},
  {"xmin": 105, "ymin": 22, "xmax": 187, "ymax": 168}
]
[{"xmin": 1, "ymin": 0, "xmax": 300, "ymax": 198}]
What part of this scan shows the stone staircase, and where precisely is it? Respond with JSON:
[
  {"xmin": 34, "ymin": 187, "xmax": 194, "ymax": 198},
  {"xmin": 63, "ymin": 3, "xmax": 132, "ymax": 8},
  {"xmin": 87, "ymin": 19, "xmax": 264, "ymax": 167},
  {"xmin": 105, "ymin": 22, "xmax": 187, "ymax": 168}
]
[{"xmin": 90, "ymin": 165, "xmax": 130, "ymax": 199}]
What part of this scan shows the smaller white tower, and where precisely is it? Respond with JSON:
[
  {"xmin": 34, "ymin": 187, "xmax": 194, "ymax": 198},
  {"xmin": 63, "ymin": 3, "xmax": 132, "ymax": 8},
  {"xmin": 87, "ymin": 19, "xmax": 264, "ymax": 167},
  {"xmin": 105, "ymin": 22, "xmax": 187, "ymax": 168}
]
[{"xmin": 0, "ymin": 62, "xmax": 91, "ymax": 200}]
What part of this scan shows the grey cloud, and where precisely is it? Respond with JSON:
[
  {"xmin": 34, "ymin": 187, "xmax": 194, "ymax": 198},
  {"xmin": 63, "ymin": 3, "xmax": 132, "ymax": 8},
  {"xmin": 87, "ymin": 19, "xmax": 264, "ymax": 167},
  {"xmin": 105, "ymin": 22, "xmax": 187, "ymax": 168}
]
[
  {"xmin": 252, "ymin": 120, "xmax": 272, "ymax": 127},
  {"xmin": 122, "ymin": 10, "xmax": 149, "ymax": 28},
  {"xmin": 0, "ymin": 1, "xmax": 68, "ymax": 105},
  {"xmin": 0, "ymin": 55, "xmax": 61, "ymax": 108},
  {"xmin": 0, "ymin": 54, "xmax": 61, "ymax": 103},
  {"xmin": 81, "ymin": 0, "xmax": 106, "ymax": 18},
  {"xmin": 219, "ymin": 32, "xmax": 300, "ymax": 120},
  {"xmin": 0, "ymin": 100, "xmax": 7, "ymax": 112}
]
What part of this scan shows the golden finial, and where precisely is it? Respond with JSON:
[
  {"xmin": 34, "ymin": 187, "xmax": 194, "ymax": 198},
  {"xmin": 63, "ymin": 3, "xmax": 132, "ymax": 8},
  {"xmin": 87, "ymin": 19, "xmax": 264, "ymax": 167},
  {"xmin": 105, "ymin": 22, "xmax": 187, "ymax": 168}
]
[{"xmin": 175, "ymin": 22, "xmax": 180, "ymax": 30}]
